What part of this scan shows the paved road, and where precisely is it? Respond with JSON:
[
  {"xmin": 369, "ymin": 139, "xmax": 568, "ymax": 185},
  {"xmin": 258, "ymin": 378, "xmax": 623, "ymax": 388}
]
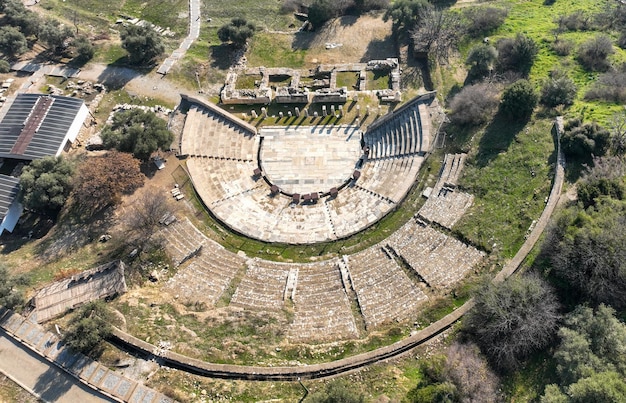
[
  {"xmin": 157, "ymin": 0, "xmax": 201, "ymax": 74},
  {"xmin": 0, "ymin": 330, "xmax": 116, "ymax": 403}
]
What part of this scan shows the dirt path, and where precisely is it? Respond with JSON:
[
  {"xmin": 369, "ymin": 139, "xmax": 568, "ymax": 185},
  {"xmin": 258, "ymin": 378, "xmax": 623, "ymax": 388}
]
[{"xmin": 78, "ymin": 63, "xmax": 194, "ymax": 106}]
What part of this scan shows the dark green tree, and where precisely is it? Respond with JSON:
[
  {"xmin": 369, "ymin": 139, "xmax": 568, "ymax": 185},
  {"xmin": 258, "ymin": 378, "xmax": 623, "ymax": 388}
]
[
  {"xmin": 0, "ymin": 59, "xmax": 10, "ymax": 73},
  {"xmin": 0, "ymin": 26, "xmax": 28, "ymax": 57},
  {"xmin": 465, "ymin": 44, "xmax": 498, "ymax": 79},
  {"xmin": 120, "ymin": 24, "xmax": 164, "ymax": 66},
  {"xmin": 561, "ymin": 119, "xmax": 610, "ymax": 160},
  {"xmin": 383, "ymin": 0, "xmax": 430, "ymax": 40},
  {"xmin": 72, "ymin": 35, "xmax": 94, "ymax": 63},
  {"xmin": 19, "ymin": 156, "xmax": 74, "ymax": 217},
  {"xmin": 38, "ymin": 19, "xmax": 74, "ymax": 55},
  {"xmin": 541, "ymin": 305, "xmax": 626, "ymax": 402},
  {"xmin": 500, "ymin": 79, "xmax": 538, "ymax": 121},
  {"xmin": 576, "ymin": 156, "xmax": 625, "ymax": 208},
  {"xmin": 464, "ymin": 274, "xmax": 560, "ymax": 370},
  {"xmin": 1, "ymin": 0, "xmax": 41, "ymax": 37},
  {"xmin": 0, "ymin": 265, "xmax": 26, "ymax": 310},
  {"xmin": 62, "ymin": 300, "xmax": 113, "ymax": 357},
  {"xmin": 101, "ymin": 108, "xmax": 173, "ymax": 161},
  {"xmin": 496, "ymin": 34, "xmax": 538, "ymax": 76},
  {"xmin": 547, "ymin": 198, "xmax": 626, "ymax": 309},
  {"xmin": 217, "ymin": 18, "xmax": 256, "ymax": 48}
]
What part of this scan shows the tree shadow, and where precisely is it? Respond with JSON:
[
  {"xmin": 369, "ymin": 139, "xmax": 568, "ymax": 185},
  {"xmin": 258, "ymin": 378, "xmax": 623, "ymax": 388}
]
[
  {"xmin": 31, "ymin": 359, "xmax": 75, "ymax": 401},
  {"xmin": 360, "ymin": 36, "xmax": 396, "ymax": 62},
  {"xmin": 0, "ymin": 214, "xmax": 54, "ymax": 254},
  {"xmin": 210, "ymin": 44, "xmax": 235, "ymax": 70},
  {"xmin": 96, "ymin": 63, "xmax": 142, "ymax": 91},
  {"xmin": 292, "ymin": 31, "xmax": 316, "ymax": 51},
  {"xmin": 474, "ymin": 111, "xmax": 528, "ymax": 168}
]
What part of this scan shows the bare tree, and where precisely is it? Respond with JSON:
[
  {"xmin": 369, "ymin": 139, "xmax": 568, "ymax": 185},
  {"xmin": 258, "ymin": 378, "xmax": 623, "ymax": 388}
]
[
  {"xmin": 411, "ymin": 8, "xmax": 463, "ymax": 62},
  {"xmin": 446, "ymin": 342, "xmax": 501, "ymax": 403},
  {"xmin": 123, "ymin": 187, "xmax": 171, "ymax": 247}
]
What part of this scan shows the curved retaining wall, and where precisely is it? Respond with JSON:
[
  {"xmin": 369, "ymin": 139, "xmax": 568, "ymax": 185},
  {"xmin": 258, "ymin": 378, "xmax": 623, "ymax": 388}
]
[{"xmin": 111, "ymin": 118, "xmax": 566, "ymax": 381}]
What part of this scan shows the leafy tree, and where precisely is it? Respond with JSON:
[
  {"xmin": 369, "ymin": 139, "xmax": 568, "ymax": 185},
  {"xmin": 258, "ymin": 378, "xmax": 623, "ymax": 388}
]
[
  {"xmin": 383, "ymin": 0, "xmax": 430, "ymax": 40},
  {"xmin": 464, "ymin": 274, "xmax": 560, "ymax": 370},
  {"xmin": 72, "ymin": 35, "xmax": 94, "ymax": 63},
  {"xmin": 307, "ymin": 380, "xmax": 365, "ymax": 403},
  {"xmin": 0, "ymin": 59, "xmax": 10, "ymax": 73},
  {"xmin": 38, "ymin": 19, "xmax": 74, "ymax": 55},
  {"xmin": 546, "ymin": 199, "xmax": 626, "ymax": 309},
  {"xmin": 448, "ymin": 83, "xmax": 499, "ymax": 126},
  {"xmin": 577, "ymin": 35, "xmax": 614, "ymax": 72},
  {"xmin": 0, "ymin": 265, "xmax": 26, "ymax": 309},
  {"xmin": 496, "ymin": 34, "xmax": 538, "ymax": 76},
  {"xmin": 541, "ymin": 306, "xmax": 626, "ymax": 401},
  {"xmin": 500, "ymin": 79, "xmax": 538, "ymax": 121},
  {"xmin": 554, "ymin": 305, "xmax": 626, "ymax": 386},
  {"xmin": 567, "ymin": 371, "xmax": 626, "ymax": 403},
  {"xmin": 217, "ymin": 18, "xmax": 256, "ymax": 48},
  {"xmin": 463, "ymin": 6, "xmax": 508, "ymax": 37},
  {"xmin": 307, "ymin": 0, "xmax": 341, "ymax": 30},
  {"xmin": 1, "ymin": 0, "xmax": 41, "ymax": 37},
  {"xmin": 561, "ymin": 119, "xmax": 610, "ymax": 160},
  {"xmin": 120, "ymin": 24, "xmax": 164, "ymax": 66},
  {"xmin": 62, "ymin": 300, "xmax": 113, "ymax": 357},
  {"xmin": 540, "ymin": 71, "xmax": 577, "ymax": 107},
  {"xmin": 19, "ymin": 156, "xmax": 74, "ymax": 217},
  {"xmin": 101, "ymin": 108, "xmax": 173, "ymax": 161},
  {"xmin": 465, "ymin": 44, "xmax": 498, "ymax": 79},
  {"xmin": 71, "ymin": 151, "xmax": 144, "ymax": 216},
  {"xmin": 0, "ymin": 26, "xmax": 28, "ymax": 57}
]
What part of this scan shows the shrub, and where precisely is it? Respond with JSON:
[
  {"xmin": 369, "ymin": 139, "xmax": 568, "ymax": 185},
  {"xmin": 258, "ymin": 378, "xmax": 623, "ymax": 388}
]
[
  {"xmin": 584, "ymin": 70, "xmax": 626, "ymax": 102},
  {"xmin": 551, "ymin": 39, "xmax": 574, "ymax": 56},
  {"xmin": 72, "ymin": 35, "xmax": 94, "ymax": 63},
  {"xmin": 555, "ymin": 11, "xmax": 593, "ymax": 32},
  {"xmin": 62, "ymin": 301, "xmax": 113, "ymax": 357},
  {"xmin": 463, "ymin": 6, "xmax": 508, "ymax": 37},
  {"xmin": 576, "ymin": 156, "xmax": 625, "ymax": 208},
  {"xmin": 500, "ymin": 79, "xmax": 538, "ymax": 121},
  {"xmin": 561, "ymin": 119, "xmax": 610, "ymax": 160},
  {"xmin": 448, "ymin": 83, "xmax": 499, "ymax": 126},
  {"xmin": 496, "ymin": 34, "xmax": 538, "ymax": 76},
  {"xmin": 577, "ymin": 35, "xmax": 614, "ymax": 72},
  {"xmin": 540, "ymin": 71, "xmax": 577, "ymax": 107}
]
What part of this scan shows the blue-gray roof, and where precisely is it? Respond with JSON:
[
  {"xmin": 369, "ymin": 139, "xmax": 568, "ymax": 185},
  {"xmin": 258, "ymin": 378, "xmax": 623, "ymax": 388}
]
[
  {"xmin": 0, "ymin": 174, "xmax": 20, "ymax": 220},
  {"xmin": 0, "ymin": 94, "xmax": 84, "ymax": 160}
]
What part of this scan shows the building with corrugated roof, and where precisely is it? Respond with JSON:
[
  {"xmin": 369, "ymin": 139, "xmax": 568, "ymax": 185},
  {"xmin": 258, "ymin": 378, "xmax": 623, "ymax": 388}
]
[{"xmin": 0, "ymin": 93, "xmax": 88, "ymax": 234}]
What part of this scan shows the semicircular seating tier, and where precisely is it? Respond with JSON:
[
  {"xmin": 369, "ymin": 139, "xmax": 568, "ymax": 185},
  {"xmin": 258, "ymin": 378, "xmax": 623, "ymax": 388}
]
[
  {"xmin": 159, "ymin": 216, "xmax": 485, "ymax": 342},
  {"xmin": 180, "ymin": 94, "xmax": 434, "ymax": 244}
]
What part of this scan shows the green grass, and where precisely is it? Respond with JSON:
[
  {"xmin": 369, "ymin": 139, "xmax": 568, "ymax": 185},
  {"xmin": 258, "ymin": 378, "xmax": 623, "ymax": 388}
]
[
  {"xmin": 201, "ymin": 0, "xmax": 295, "ymax": 30},
  {"xmin": 366, "ymin": 70, "xmax": 391, "ymax": 90},
  {"xmin": 336, "ymin": 71, "xmax": 359, "ymax": 90},
  {"xmin": 235, "ymin": 74, "xmax": 261, "ymax": 89},
  {"xmin": 454, "ymin": 118, "xmax": 555, "ymax": 258},
  {"xmin": 247, "ymin": 33, "xmax": 306, "ymax": 68}
]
